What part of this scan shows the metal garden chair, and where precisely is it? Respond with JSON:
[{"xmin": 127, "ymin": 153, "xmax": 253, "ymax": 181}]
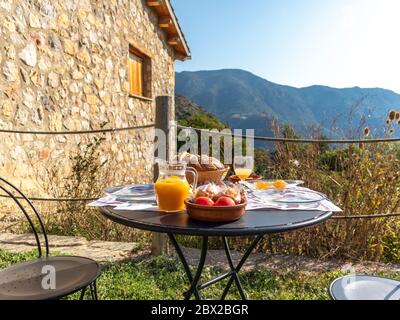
[
  {"xmin": 330, "ymin": 274, "xmax": 400, "ymax": 300},
  {"xmin": 0, "ymin": 177, "xmax": 100, "ymax": 300}
]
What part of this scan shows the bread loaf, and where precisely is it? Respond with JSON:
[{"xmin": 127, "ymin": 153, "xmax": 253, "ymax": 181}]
[{"xmin": 179, "ymin": 152, "xmax": 225, "ymax": 171}]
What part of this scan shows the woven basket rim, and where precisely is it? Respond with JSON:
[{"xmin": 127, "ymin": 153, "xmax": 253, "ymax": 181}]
[
  {"xmin": 185, "ymin": 199, "xmax": 247, "ymax": 210},
  {"xmin": 192, "ymin": 165, "xmax": 230, "ymax": 173}
]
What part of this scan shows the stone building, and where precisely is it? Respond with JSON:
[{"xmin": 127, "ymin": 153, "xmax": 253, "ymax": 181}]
[{"xmin": 0, "ymin": 0, "xmax": 190, "ymax": 193}]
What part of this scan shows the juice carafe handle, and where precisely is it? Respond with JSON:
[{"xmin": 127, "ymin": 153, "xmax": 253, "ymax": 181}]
[{"xmin": 185, "ymin": 167, "xmax": 198, "ymax": 192}]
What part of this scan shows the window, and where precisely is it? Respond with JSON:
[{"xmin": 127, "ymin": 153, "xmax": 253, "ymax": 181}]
[
  {"xmin": 129, "ymin": 52, "xmax": 143, "ymax": 96},
  {"xmin": 128, "ymin": 45, "xmax": 152, "ymax": 99}
]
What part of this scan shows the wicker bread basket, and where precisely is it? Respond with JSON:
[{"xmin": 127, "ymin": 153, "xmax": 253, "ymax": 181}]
[{"xmin": 186, "ymin": 166, "xmax": 230, "ymax": 185}]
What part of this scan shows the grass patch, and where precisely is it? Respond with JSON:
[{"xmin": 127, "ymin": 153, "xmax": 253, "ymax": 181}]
[{"xmin": 3, "ymin": 249, "xmax": 399, "ymax": 300}]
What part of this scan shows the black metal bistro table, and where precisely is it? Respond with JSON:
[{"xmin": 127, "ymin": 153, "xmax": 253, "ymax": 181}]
[{"xmin": 100, "ymin": 207, "xmax": 333, "ymax": 300}]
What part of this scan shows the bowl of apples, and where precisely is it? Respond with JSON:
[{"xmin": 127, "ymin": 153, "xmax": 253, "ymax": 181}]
[{"xmin": 185, "ymin": 183, "xmax": 247, "ymax": 222}]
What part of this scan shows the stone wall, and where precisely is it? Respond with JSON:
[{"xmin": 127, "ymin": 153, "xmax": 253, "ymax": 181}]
[{"xmin": 0, "ymin": 0, "xmax": 175, "ymax": 194}]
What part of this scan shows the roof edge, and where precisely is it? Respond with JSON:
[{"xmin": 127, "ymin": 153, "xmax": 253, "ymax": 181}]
[
  {"xmin": 146, "ymin": 0, "xmax": 191, "ymax": 61},
  {"xmin": 164, "ymin": 0, "xmax": 191, "ymax": 60}
]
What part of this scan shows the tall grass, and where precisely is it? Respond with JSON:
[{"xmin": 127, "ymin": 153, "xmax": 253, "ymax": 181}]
[
  {"xmin": 252, "ymin": 116, "xmax": 400, "ymax": 262},
  {"xmin": 31, "ymin": 136, "xmax": 149, "ymax": 243}
]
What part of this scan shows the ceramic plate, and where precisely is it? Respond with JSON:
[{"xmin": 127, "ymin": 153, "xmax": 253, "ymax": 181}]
[
  {"xmin": 104, "ymin": 184, "xmax": 156, "ymax": 201},
  {"xmin": 270, "ymin": 189, "xmax": 327, "ymax": 204}
]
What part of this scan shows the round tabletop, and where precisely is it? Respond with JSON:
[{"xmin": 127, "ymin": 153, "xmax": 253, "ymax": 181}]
[{"xmin": 99, "ymin": 207, "xmax": 333, "ymax": 237}]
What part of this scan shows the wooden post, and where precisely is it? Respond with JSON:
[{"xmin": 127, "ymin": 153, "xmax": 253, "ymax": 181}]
[{"xmin": 152, "ymin": 96, "xmax": 175, "ymax": 256}]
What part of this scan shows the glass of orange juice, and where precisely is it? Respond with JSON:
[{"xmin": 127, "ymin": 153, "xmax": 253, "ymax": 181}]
[
  {"xmin": 233, "ymin": 156, "xmax": 254, "ymax": 181},
  {"xmin": 154, "ymin": 161, "xmax": 198, "ymax": 212}
]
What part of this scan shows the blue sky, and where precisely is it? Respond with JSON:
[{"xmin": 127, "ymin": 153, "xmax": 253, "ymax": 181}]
[{"xmin": 172, "ymin": 0, "xmax": 400, "ymax": 93}]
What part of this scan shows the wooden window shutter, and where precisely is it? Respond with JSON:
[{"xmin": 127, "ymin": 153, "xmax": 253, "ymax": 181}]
[{"xmin": 129, "ymin": 52, "xmax": 143, "ymax": 96}]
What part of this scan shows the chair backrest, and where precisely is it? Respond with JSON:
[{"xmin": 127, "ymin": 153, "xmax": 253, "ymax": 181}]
[{"xmin": 0, "ymin": 177, "xmax": 49, "ymax": 257}]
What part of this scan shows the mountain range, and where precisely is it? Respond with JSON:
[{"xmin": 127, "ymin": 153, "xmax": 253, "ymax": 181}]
[{"xmin": 175, "ymin": 69, "xmax": 400, "ymax": 138}]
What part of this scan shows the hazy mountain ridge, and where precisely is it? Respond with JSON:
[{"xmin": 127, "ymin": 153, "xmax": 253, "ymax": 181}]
[{"xmin": 175, "ymin": 69, "xmax": 400, "ymax": 137}]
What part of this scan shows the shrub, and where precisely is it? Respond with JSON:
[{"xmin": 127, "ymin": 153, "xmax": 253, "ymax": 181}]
[
  {"xmin": 32, "ymin": 136, "xmax": 149, "ymax": 244},
  {"xmin": 252, "ymin": 123, "xmax": 400, "ymax": 262}
]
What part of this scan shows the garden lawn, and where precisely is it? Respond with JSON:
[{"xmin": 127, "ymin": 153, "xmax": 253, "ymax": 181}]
[{"xmin": 1, "ymin": 250, "xmax": 399, "ymax": 300}]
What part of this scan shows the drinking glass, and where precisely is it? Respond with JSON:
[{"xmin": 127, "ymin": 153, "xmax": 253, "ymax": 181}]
[{"xmin": 233, "ymin": 156, "xmax": 254, "ymax": 181}]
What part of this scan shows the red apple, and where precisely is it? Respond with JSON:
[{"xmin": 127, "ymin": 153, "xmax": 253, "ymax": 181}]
[
  {"xmin": 194, "ymin": 197, "xmax": 215, "ymax": 206},
  {"xmin": 214, "ymin": 196, "xmax": 236, "ymax": 207}
]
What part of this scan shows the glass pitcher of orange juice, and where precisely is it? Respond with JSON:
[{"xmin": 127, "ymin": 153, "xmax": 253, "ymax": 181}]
[{"xmin": 154, "ymin": 162, "xmax": 198, "ymax": 212}]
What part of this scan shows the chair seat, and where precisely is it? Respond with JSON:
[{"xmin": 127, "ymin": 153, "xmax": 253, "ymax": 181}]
[
  {"xmin": 330, "ymin": 275, "xmax": 400, "ymax": 300},
  {"xmin": 0, "ymin": 256, "xmax": 100, "ymax": 300}
]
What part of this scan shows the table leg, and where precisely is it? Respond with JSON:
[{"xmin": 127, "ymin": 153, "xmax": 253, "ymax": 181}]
[
  {"xmin": 220, "ymin": 235, "xmax": 264, "ymax": 300},
  {"xmin": 169, "ymin": 234, "xmax": 262, "ymax": 300},
  {"xmin": 167, "ymin": 234, "xmax": 203, "ymax": 300},
  {"xmin": 222, "ymin": 237, "xmax": 247, "ymax": 300},
  {"xmin": 183, "ymin": 236, "xmax": 208, "ymax": 300}
]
